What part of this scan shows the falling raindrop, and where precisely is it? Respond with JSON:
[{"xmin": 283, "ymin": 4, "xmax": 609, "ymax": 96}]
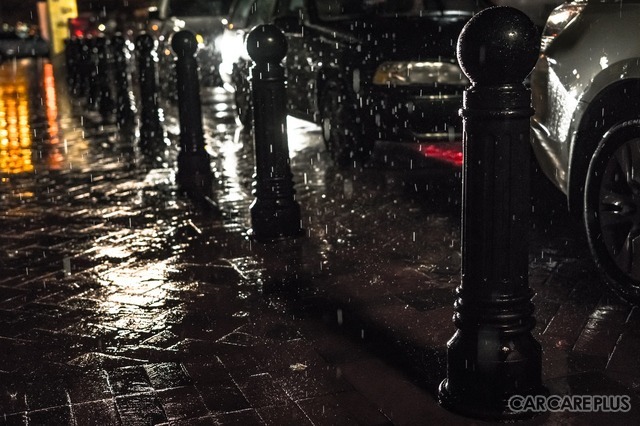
[{"xmin": 63, "ymin": 257, "xmax": 72, "ymax": 276}]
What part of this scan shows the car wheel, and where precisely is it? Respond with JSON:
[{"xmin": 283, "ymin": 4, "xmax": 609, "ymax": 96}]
[
  {"xmin": 320, "ymin": 80, "xmax": 372, "ymax": 167},
  {"xmin": 232, "ymin": 64, "xmax": 252, "ymax": 127},
  {"xmin": 584, "ymin": 119, "xmax": 640, "ymax": 304},
  {"xmin": 234, "ymin": 84, "xmax": 252, "ymax": 127}
]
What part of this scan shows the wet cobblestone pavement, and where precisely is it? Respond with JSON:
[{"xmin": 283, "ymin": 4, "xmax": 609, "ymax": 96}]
[{"xmin": 1, "ymin": 58, "xmax": 640, "ymax": 425}]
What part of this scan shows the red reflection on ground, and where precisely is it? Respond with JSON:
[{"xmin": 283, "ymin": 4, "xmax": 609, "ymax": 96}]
[{"xmin": 415, "ymin": 142, "xmax": 463, "ymax": 167}]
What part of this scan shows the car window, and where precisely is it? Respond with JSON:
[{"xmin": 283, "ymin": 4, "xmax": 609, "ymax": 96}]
[
  {"xmin": 246, "ymin": 0, "xmax": 278, "ymax": 27},
  {"xmin": 315, "ymin": 0, "xmax": 483, "ymax": 19},
  {"xmin": 168, "ymin": 0, "xmax": 230, "ymax": 16},
  {"xmin": 229, "ymin": 0, "xmax": 254, "ymax": 26}
]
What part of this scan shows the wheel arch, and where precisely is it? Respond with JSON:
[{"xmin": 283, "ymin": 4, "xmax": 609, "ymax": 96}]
[
  {"xmin": 315, "ymin": 65, "xmax": 348, "ymax": 120},
  {"xmin": 568, "ymin": 78, "xmax": 640, "ymax": 212}
]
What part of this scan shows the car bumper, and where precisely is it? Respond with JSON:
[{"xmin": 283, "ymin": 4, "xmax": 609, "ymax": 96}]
[{"xmin": 366, "ymin": 87, "xmax": 463, "ymax": 143}]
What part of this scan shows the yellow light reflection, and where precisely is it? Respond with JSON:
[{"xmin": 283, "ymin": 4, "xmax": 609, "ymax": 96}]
[{"xmin": 0, "ymin": 68, "xmax": 33, "ymax": 174}]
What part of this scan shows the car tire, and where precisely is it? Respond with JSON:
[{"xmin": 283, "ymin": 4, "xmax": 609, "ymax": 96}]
[
  {"xmin": 584, "ymin": 119, "xmax": 640, "ymax": 305},
  {"xmin": 320, "ymin": 80, "xmax": 373, "ymax": 167},
  {"xmin": 234, "ymin": 85, "xmax": 252, "ymax": 127},
  {"xmin": 232, "ymin": 64, "xmax": 252, "ymax": 128}
]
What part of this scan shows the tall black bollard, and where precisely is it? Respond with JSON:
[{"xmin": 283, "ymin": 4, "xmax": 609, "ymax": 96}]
[
  {"xmin": 135, "ymin": 33, "xmax": 163, "ymax": 150},
  {"xmin": 112, "ymin": 34, "xmax": 135, "ymax": 127},
  {"xmin": 87, "ymin": 37, "xmax": 101, "ymax": 110},
  {"xmin": 78, "ymin": 38, "xmax": 92, "ymax": 99},
  {"xmin": 95, "ymin": 36, "xmax": 116, "ymax": 123},
  {"xmin": 64, "ymin": 38, "xmax": 76, "ymax": 90},
  {"xmin": 171, "ymin": 31, "xmax": 213, "ymax": 199},
  {"xmin": 246, "ymin": 25, "xmax": 302, "ymax": 242},
  {"xmin": 437, "ymin": 7, "xmax": 545, "ymax": 420}
]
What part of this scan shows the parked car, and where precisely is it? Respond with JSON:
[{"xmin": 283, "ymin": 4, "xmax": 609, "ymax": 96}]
[
  {"xmin": 225, "ymin": 0, "xmax": 489, "ymax": 166},
  {"xmin": 0, "ymin": 24, "xmax": 48, "ymax": 60},
  {"xmin": 492, "ymin": 0, "xmax": 563, "ymax": 27},
  {"xmin": 154, "ymin": 0, "xmax": 233, "ymax": 100},
  {"xmin": 530, "ymin": 0, "xmax": 640, "ymax": 304}
]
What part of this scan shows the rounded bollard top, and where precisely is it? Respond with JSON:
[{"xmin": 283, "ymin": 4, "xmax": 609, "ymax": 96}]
[
  {"xmin": 112, "ymin": 33, "xmax": 125, "ymax": 48},
  {"xmin": 135, "ymin": 33, "xmax": 155, "ymax": 51},
  {"xmin": 246, "ymin": 24, "xmax": 287, "ymax": 63},
  {"xmin": 171, "ymin": 31, "xmax": 198, "ymax": 57},
  {"xmin": 94, "ymin": 35, "xmax": 107, "ymax": 47},
  {"xmin": 457, "ymin": 6, "xmax": 539, "ymax": 85}
]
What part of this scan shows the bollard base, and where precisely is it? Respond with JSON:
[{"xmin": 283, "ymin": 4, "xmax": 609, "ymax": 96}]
[
  {"xmin": 249, "ymin": 198, "xmax": 303, "ymax": 243},
  {"xmin": 438, "ymin": 379, "xmax": 548, "ymax": 421},
  {"xmin": 177, "ymin": 152, "xmax": 214, "ymax": 200},
  {"xmin": 438, "ymin": 330, "xmax": 547, "ymax": 421}
]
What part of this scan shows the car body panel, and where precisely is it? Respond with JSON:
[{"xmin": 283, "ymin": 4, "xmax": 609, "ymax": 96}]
[
  {"xmin": 531, "ymin": 0, "xmax": 640, "ymax": 200},
  {"xmin": 224, "ymin": 0, "xmax": 482, "ymax": 144}
]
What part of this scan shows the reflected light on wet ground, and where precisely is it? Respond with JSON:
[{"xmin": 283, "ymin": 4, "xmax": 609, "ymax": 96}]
[
  {"xmin": 286, "ymin": 115, "xmax": 321, "ymax": 158},
  {"xmin": 0, "ymin": 61, "xmax": 32, "ymax": 175}
]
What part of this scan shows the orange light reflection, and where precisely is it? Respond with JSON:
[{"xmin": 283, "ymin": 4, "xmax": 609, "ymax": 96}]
[{"xmin": 0, "ymin": 69, "xmax": 33, "ymax": 174}]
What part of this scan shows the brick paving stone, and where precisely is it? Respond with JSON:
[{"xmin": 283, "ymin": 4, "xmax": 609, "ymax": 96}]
[
  {"xmin": 257, "ymin": 402, "xmax": 314, "ymax": 425},
  {"xmin": 72, "ymin": 399, "xmax": 121, "ymax": 426},
  {"xmin": 197, "ymin": 375, "xmax": 251, "ymax": 414},
  {"xmin": 114, "ymin": 393, "xmax": 167, "ymax": 425},
  {"xmin": 144, "ymin": 362, "xmax": 192, "ymax": 390},
  {"xmin": 108, "ymin": 366, "xmax": 154, "ymax": 396},
  {"xmin": 215, "ymin": 408, "xmax": 264, "ymax": 425},
  {"xmin": 66, "ymin": 368, "xmax": 113, "ymax": 404},
  {"xmin": 156, "ymin": 386, "xmax": 209, "ymax": 421}
]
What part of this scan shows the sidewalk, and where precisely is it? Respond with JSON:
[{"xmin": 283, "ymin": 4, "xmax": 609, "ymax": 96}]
[{"xmin": 1, "ymin": 79, "xmax": 639, "ymax": 425}]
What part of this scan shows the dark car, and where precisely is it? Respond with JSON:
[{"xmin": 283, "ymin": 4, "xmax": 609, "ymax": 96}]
[
  {"xmin": 154, "ymin": 0, "xmax": 233, "ymax": 100},
  {"xmin": 230, "ymin": 0, "xmax": 486, "ymax": 166},
  {"xmin": 0, "ymin": 27, "xmax": 48, "ymax": 60}
]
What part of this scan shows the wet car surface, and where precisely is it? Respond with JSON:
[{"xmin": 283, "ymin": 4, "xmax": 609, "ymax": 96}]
[
  {"xmin": 228, "ymin": 0, "xmax": 485, "ymax": 166},
  {"xmin": 530, "ymin": 0, "xmax": 640, "ymax": 305},
  {"xmin": 0, "ymin": 54, "xmax": 639, "ymax": 424},
  {"xmin": 0, "ymin": 30, "xmax": 48, "ymax": 60}
]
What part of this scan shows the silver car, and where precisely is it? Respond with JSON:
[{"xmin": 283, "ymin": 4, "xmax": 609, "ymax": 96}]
[{"xmin": 530, "ymin": 0, "xmax": 640, "ymax": 304}]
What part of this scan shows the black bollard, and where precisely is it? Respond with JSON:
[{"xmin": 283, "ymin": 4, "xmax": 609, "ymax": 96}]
[
  {"xmin": 135, "ymin": 33, "xmax": 163, "ymax": 150},
  {"xmin": 246, "ymin": 25, "xmax": 302, "ymax": 242},
  {"xmin": 64, "ymin": 38, "xmax": 76, "ymax": 89},
  {"xmin": 171, "ymin": 31, "xmax": 214, "ymax": 199},
  {"xmin": 437, "ymin": 7, "xmax": 546, "ymax": 420},
  {"xmin": 78, "ymin": 38, "xmax": 92, "ymax": 99},
  {"xmin": 95, "ymin": 36, "xmax": 116, "ymax": 123},
  {"xmin": 87, "ymin": 37, "xmax": 101, "ymax": 110},
  {"xmin": 112, "ymin": 34, "xmax": 135, "ymax": 127}
]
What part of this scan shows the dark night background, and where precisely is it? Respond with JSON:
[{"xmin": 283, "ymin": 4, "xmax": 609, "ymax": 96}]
[{"xmin": 0, "ymin": 0, "xmax": 154, "ymax": 24}]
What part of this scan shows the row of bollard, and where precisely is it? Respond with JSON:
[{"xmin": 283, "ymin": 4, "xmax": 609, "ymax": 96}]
[
  {"xmin": 64, "ymin": 31, "xmax": 213, "ymax": 198},
  {"xmin": 65, "ymin": 35, "xmax": 134, "ymax": 127},
  {"xmin": 62, "ymin": 6, "xmax": 545, "ymax": 420},
  {"xmin": 243, "ymin": 7, "xmax": 547, "ymax": 421}
]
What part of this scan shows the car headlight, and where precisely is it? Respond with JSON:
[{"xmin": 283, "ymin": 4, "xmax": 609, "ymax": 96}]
[
  {"xmin": 373, "ymin": 61, "xmax": 469, "ymax": 86},
  {"xmin": 540, "ymin": 3, "xmax": 585, "ymax": 52}
]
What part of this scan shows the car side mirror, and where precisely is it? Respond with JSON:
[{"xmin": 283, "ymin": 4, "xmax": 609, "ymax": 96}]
[{"xmin": 273, "ymin": 15, "xmax": 302, "ymax": 34}]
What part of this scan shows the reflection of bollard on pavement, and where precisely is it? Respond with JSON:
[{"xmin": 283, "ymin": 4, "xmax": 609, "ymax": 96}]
[
  {"xmin": 135, "ymin": 33, "xmax": 164, "ymax": 151},
  {"xmin": 95, "ymin": 36, "xmax": 116, "ymax": 124},
  {"xmin": 437, "ymin": 6, "xmax": 546, "ymax": 420},
  {"xmin": 171, "ymin": 30, "xmax": 214, "ymax": 200},
  {"xmin": 246, "ymin": 25, "xmax": 302, "ymax": 242},
  {"xmin": 112, "ymin": 34, "xmax": 135, "ymax": 128}
]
